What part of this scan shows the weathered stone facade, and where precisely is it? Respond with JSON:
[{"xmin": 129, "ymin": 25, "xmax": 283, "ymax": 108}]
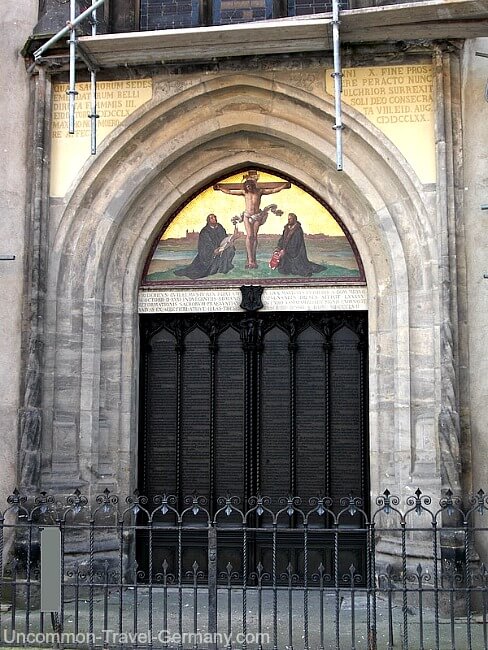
[
  {"xmin": 39, "ymin": 53, "xmax": 454, "ymax": 500},
  {"xmin": 2, "ymin": 1, "xmax": 488, "ymax": 562},
  {"xmin": 462, "ymin": 38, "xmax": 488, "ymax": 532},
  {"xmin": 0, "ymin": 1, "xmax": 39, "ymax": 513}
]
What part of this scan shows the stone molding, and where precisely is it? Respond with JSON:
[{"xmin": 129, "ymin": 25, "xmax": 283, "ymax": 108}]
[{"xmin": 30, "ymin": 68, "xmax": 449, "ymax": 504}]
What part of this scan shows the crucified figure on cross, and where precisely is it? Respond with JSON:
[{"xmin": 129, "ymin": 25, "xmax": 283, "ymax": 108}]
[{"xmin": 213, "ymin": 171, "xmax": 290, "ymax": 268}]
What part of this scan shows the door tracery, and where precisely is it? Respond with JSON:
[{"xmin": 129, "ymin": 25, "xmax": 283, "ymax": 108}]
[{"xmin": 138, "ymin": 309, "xmax": 368, "ymax": 578}]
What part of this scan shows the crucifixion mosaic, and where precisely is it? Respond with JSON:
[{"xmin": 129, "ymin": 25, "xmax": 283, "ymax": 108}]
[{"xmin": 142, "ymin": 170, "xmax": 363, "ymax": 286}]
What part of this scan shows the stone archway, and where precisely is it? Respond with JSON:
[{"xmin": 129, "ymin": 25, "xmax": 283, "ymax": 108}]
[{"xmin": 38, "ymin": 73, "xmax": 441, "ymax": 508}]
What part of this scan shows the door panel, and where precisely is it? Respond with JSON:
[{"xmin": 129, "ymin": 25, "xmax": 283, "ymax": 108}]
[
  {"xmin": 329, "ymin": 325, "xmax": 366, "ymax": 521},
  {"xmin": 260, "ymin": 325, "xmax": 291, "ymax": 500},
  {"xmin": 181, "ymin": 327, "xmax": 211, "ymax": 497},
  {"xmin": 215, "ymin": 326, "xmax": 246, "ymax": 500},
  {"xmin": 138, "ymin": 311, "xmax": 368, "ymax": 581},
  {"xmin": 143, "ymin": 327, "xmax": 177, "ymax": 497},
  {"xmin": 295, "ymin": 325, "xmax": 328, "ymax": 502}
]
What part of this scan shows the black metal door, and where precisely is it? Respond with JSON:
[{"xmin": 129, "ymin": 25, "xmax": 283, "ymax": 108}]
[{"xmin": 138, "ymin": 310, "xmax": 368, "ymax": 580}]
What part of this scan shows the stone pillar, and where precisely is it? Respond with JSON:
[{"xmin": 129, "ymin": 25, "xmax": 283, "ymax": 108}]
[
  {"xmin": 433, "ymin": 45, "xmax": 469, "ymax": 579},
  {"xmin": 18, "ymin": 65, "xmax": 51, "ymax": 495},
  {"xmin": 433, "ymin": 46, "xmax": 463, "ymax": 498},
  {"xmin": 462, "ymin": 37, "xmax": 488, "ymax": 564},
  {"xmin": 0, "ymin": 0, "xmax": 39, "ymax": 539}
]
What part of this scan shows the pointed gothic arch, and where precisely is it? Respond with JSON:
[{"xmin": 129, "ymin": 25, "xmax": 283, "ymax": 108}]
[{"xmin": 39, "ymin": 73, "xmax": 440, "ymax": 509}]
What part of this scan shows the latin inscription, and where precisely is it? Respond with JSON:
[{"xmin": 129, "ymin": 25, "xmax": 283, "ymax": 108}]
[
  {"xmin": 326, "ymin": 64, "xmax": 435, "ymax": 183},
  {"xmin": 50, "ymin": 79, "xmax": 153, "ymax": 197},
  {"xmin": 51, "ymin": 80, "xmax": 152, "ymax": 139},
  {"xmin": 138, "ymin": 286, "xmax": 367, "ymax": 313},
  {"xmin": 338, "ymin": 65, "xmax": 432, "ymax": 121}
]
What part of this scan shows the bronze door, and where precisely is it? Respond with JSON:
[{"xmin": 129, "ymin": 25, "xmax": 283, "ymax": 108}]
[{"xmin": 138, "ymin": 311, "xmax": 368, "ymax": 580}]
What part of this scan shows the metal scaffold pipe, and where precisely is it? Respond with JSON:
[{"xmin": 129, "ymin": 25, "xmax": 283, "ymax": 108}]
[
  {"xmin": 89, "ymin": 0, "xmax": 100, "ymax": 154},
  {"xmin": 32, "ymin": 0, "xmax": 105, "ymax": 147},
  {"xmin": 331, "ymin": 0, "xmax": 343, "ymax": 171},
  {"xmin": 32, "ymin": 0, "xmax": 106, "ymax": 61},
  {"xmin": 68, "ymin": 0, "xmax": 77, "ymax": 134}
]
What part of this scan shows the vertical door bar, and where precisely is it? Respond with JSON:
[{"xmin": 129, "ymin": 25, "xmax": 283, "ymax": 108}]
[
  {"xmin": 241, "ymin": 313, "xmax": 261, "ymax": 499},
  {"xmin": 289, "ymin": 317, "xmax": 298, "ymax": 497},
  {"xmin": 322, "ymin": 321, "xmax": 332, "ymax": 500},
  {"xmin": 241, "ymin": 316, "xmax": 251, "ymax": 502},
  {"xmin": 358, "ymin": 318, "xmax": 368, "ymax": 503},
  {"xmin": 249, "ymin": 325, "xmax": 256, "ymax": 498},
  {"xmin": 209, "ymin": 322, "xmax": 218, "ymax": 516},
  {"xmin": 175, "ymin": 323, "xmax": 184, "ymax": 509},
  {"xmin": 255, "ymin": 318, "xmax": 263, "ymax": 496}
]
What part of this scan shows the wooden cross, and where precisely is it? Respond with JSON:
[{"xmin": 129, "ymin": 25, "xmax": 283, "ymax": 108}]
[{"xmin": 213, "ymin": 169, "xmax": 290, "ymax": 193}]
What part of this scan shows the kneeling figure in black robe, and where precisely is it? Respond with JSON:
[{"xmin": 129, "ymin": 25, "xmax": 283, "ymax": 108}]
[
  {"xmin": 275, "ymin": 213, "xmax": 326, "ymax": 277},
  {"xmin": 174, "ymin": 214, "xmax": 235, "ymax": 279}
]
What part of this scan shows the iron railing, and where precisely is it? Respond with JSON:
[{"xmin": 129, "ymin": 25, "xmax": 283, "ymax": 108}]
[{"xmin": 1, "ymin": 488, "xmax": 488, "ymax": 648}]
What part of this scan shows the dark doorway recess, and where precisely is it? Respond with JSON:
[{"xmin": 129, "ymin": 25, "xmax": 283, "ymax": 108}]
[{"xmin": 138, "ymin": 310, "xmax": 369, "ymax": 582}]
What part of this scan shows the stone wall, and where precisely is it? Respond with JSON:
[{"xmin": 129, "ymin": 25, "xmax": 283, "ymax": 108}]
[
  {"xmin": 34, "ymin": 55, "xmax": 453, "ymax": 523},
  {"xmin": 462, "ymin": 37, "xmax": 488, "ymax": 562},
  {"xmin": 0, "ymin": 2, "xmax": 38, "ymax": 511}
]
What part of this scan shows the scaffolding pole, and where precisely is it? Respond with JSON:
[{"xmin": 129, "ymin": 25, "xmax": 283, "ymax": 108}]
[
  {"xmin": 33, "ymin": 0, "xmax": 106, "ymax": 61},
  {"xmin": 32, "ymin": 0, "xmax": 106, "ymax": 61},
  {"xmin": 331, "ymin": 0, "xmax": 343, "ymax": 171},
  {"xmin": 32, "ymin": 0, "xmax": 106, "ymax": 147},
  {"xmin": 68, "ymin": 0, "xmax": 77, "ymax": 133},
  {"xmin": 89, "ymin": 0, "xmax": 100, "ymax": 154}
]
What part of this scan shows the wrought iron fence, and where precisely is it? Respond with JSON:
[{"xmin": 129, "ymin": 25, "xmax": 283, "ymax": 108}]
[{"xmin": 1, "ymin": 488, "xmax": 488, "ymax": 648}]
